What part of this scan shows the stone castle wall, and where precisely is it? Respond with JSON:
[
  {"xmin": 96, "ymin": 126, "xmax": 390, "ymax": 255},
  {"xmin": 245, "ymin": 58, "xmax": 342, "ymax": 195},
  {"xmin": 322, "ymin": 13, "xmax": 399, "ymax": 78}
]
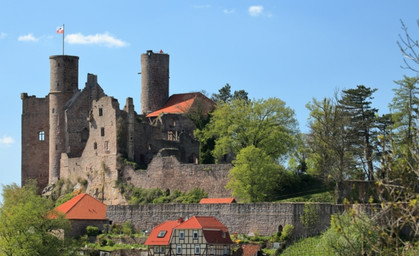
[
  {"xmin": 21, "ymin": 94, "xmax": 50, "ymax": 191},
  {"xmin": 107, "ymin": 203, "xmax": 344, "ymax": 238},
  {"xmin": 123, "ymin": 156, "xmax": 233, "ymax": 198}
]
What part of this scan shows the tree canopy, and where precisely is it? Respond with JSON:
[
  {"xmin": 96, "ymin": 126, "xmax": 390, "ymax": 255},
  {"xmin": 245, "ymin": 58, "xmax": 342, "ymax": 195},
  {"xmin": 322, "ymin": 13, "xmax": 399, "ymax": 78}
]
[
  {"xmin": 196, "ymin": 97, "xmax": 298, "ymax": 162},
  {"xmin": 0, "ymin": 182, "xmax": 74, "ymax": 256}
]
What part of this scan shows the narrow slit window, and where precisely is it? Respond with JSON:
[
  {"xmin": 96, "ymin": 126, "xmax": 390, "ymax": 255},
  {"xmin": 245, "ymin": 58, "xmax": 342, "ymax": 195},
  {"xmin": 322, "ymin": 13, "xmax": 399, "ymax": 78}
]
[
  {"xmin": 99, "ymin": 108, "xmax": 103, "ymax": 116},
  {"xmin": 101, "ymin": 127, "xmax": 105, "ymax": 136}
]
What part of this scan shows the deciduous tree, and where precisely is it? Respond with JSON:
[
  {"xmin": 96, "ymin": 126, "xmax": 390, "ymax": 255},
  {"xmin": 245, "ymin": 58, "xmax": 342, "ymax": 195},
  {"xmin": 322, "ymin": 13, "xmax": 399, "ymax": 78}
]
[
  {"xmin": 0, "ymin": 182, "xmax": 73, "ymax": 256},
  {"xmin": 226, "ymin": 145, "xmax": 282, "ymax": 202},
  {"xmin": 196, "ymin": 97, "xmax": 298, "ymax": 162}
]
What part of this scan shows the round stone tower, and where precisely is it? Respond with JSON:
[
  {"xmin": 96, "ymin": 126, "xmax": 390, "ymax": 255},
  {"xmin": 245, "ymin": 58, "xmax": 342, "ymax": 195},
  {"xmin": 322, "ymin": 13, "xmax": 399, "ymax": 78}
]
[
  {"xmin": 141, "ymin": 50, "xmax": 169, "ymax": 115},
  {"xmin": 48, "ymin": 55, "xmax": 79, "ymax": 184}
]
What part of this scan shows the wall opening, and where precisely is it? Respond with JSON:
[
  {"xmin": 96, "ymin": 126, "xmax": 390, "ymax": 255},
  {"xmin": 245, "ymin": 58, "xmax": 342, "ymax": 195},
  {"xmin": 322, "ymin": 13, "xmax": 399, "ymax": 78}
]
[{"xmin": 38, "ymin": 131, "xmax": 45, "ymax": 141}]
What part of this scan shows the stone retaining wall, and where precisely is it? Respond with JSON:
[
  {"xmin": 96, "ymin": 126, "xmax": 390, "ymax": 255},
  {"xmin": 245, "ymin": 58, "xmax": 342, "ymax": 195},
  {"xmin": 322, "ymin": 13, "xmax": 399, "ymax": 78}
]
[{"xmin": 107, "ymin": 203, "xmax": 344, "ymax": 238}]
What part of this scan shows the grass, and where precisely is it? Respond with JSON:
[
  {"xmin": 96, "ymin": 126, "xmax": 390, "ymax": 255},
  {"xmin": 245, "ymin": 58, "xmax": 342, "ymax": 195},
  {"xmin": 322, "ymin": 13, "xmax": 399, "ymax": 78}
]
[
  {"xmin": 277, "ymin": 190, "xmax": 335, "ymax": 203},
  {"xmin": 280, "ymin": 235, "xmax": 330, "ymax": 256}
]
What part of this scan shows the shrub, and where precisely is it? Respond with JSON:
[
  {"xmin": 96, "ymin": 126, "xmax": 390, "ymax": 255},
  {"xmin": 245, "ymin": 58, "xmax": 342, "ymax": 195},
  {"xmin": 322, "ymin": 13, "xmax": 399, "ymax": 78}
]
[
  {"xmin": 280, "ymin": 224, "xmax": 293, "ymax": 242},
  {"xmin": 122, "ymin": 222, "xmax": 133, "ymax": 236},
  {"xmin": 86, "ymin": 226, "xmax": 100, "ymax": 236}
]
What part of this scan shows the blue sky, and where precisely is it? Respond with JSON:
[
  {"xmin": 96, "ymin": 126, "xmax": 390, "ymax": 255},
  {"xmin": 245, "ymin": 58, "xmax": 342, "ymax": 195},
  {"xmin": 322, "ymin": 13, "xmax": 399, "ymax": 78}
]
[{"xmin": 1, "ymin": 0, "xmax": 418, "ymax": 194}]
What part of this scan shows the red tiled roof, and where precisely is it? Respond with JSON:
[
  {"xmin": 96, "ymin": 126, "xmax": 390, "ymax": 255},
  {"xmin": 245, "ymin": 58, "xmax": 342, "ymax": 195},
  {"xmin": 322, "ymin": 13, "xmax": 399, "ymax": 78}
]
[
  {"xmin": 203, "ymin": 230, "xmax": 234, "ymax": 244},
  {"xmin": 54, "ymin": 193, "xmax": 107, "ymax": 220},
  {"xmin": 144, "ymin": 220, "xmax": 180, "ymax": 246},
  {"xmin": 146, "ymin": 93, "xmax": 214, "ymax": 117},
  {"xmin": 175, "ymin": 216, "xmax": 228, "ymax": 232},
  {"xmin": 199, "ymin": 198, "xmax": 236, "ymax": 204},
  {"xmin": 233, "ymin": 244, "xmax": 261, "ymax": 256}
]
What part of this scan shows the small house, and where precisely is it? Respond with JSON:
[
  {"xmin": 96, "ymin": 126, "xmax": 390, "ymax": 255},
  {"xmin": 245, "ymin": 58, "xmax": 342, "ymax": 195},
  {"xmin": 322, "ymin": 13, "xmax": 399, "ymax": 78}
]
[
  {"xmin": 54, "ymin": 193, "xmax": 109, "ymax": 237},
  {"xmin": 145, "ymin": 216, "xmax": 234, "ymax": 255}
]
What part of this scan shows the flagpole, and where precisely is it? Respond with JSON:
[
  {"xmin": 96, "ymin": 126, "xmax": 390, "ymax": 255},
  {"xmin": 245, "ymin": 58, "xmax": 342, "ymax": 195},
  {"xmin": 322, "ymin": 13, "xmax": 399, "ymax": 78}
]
[{"xmin": 62, "ymin": 24, "xmax": 65, "ymax": 55}]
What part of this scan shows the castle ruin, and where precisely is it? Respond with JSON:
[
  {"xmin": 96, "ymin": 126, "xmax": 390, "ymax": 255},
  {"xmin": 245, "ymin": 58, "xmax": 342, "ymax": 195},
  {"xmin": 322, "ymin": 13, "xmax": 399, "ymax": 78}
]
[{"xmin": 21, "ymin": 51, "xmax": 231, "ymax": 204}]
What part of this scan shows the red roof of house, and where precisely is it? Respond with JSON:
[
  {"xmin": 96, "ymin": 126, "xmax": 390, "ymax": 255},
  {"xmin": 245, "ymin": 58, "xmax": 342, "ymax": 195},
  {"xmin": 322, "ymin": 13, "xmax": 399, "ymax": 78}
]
[
  {"xmin": 145, "ymin": 216, "xmax": 233, "ymax": 246},
  {"xmin": 146, "ymin": 93, "xmax": 214, "ymax": 118},
  {"xmin": 203, "ymin": 230, "xmax": 234, "ymax": 244},
  {"xmin": 199, "ymin": 198, "xmax": 236, "ymax": 204},
  {"xmin": 144, "ymin": 220, "xmax": 181, "ymax": 246},
  {"xmin": 54, "ymin": 193, "xmax": 107, "ymax": 220},
  {"xmin": 233, "ymin": 244, "xmax": 262, "ymax": 256},
  {"xmin": 176, "ymin": 216, "xmax": 228, "ymax": 232}
]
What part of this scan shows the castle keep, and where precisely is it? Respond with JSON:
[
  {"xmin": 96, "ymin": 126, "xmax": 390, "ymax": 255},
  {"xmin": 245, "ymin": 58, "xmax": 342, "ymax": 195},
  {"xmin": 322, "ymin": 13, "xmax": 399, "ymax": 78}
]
[{"xmin": 21, "ymin": 51, "xmax": 229, "ymax": 204}]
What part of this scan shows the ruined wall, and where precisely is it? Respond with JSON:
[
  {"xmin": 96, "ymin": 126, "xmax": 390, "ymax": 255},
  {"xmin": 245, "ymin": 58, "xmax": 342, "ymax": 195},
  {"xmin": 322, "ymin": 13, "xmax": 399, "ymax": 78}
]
[
  {"xmin": 123, "ymin": 156, "xmax": 232, "ymax": 198},
  {"xmin": 65, "ymin": 74, "xmax": 105, "ymax": 158},
  {"xmin": 60, "ymin": 96, "xmax": 125, "ymax": 204},
  {"xmin": 107, "ymin": 203, "xmax": 344, "ymax": 237},
  {"xmin": 21, "ymin": 94, "xmax": 49, "ymax": 191}
]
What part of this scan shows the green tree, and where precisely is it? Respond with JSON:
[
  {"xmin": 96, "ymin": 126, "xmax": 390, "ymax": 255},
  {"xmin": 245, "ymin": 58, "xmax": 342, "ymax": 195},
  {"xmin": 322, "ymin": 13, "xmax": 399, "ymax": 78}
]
[
  {"xmin": 226, "ymin": 145, "xmax": 282, "ymax": 202},
  {"xmin": 306, "ymin": 97, "xmax": 356, "ymax": 187},
  {"xmin": 390, "ymin": 75, "xmax": 419, "ymax": 147},
  {"xmin": 338, "ymin": 85, "xmax": 378, "ymax": 181},
  {"xmin": 196, "ymin": 97, "xmax": 298, "ymax": 162},
  {"xmin": 211, "ymin": 83, "xmax": 249, "ymax": 103},
  {"xmin": 0, "ymin": 182, "xmax": 74, "ymax": 256}
]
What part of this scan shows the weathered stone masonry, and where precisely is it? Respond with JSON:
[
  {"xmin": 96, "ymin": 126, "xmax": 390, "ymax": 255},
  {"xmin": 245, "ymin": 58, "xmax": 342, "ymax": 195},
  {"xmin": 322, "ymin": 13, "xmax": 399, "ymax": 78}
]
[{"xmin": 107, "ymin": 203, "xmax": 344, "ymax": 237}]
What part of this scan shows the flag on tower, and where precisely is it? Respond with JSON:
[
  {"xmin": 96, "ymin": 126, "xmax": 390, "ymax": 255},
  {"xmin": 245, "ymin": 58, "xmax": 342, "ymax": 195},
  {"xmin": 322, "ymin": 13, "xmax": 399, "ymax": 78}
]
[{"xmin": 57, "ymin": 27, "xmax": 64, "ymax": 34}]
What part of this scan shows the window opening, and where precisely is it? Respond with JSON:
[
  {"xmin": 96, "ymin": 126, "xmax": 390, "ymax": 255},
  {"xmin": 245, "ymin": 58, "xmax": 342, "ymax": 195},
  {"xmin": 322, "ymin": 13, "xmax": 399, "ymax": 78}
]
[
  {"xmin": 176, "ymin": 245, "xmax": 182, "ymax": 255},
  {"xmin": 179, "ymin": 231, "xmax": 184, "ymax": 240},
  {"xmin": 195, "ymin": 245, "xmax": 200, "ymax": 254},
  {"xmin": 101, "ymin": 127, "xmax": 105, "ymax": 136},
  {"xmin": 38, "ymin": 131, "xmax": 45, "ymax": 141},
  {"xmin": 157, "ymin": 230, "xmax": 167, "ymax": 238},
  {"xmin": 99, "ymin": 108, "xmax": 103, "ymax": 116},
  {"xmin": 193, "ymin": 231, "xmax": 198, "ymax": 239}
]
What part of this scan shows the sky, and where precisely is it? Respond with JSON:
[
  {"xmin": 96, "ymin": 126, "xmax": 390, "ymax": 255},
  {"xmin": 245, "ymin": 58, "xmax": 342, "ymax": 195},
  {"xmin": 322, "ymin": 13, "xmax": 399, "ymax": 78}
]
[{"xmin": 0, "ymin": 0, "xmax": 418, "ymax": 195}]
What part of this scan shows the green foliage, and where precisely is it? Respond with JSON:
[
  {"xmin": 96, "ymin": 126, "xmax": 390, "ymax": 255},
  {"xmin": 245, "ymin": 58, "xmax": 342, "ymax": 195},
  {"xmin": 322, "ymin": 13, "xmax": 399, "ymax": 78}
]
[
  {"xmin": 281, "ymin": 235, "xmax": 329, "ymax": 256},
  {"xmin": 306, "ymin": 97, "xmax": 355, "ymax": 185},
  {"xmin": 279, "ymin": 224, "xmax": 294, "ymax": 242},
  {"xmin": 226, "ymin": 145, "xmax": 282, "ymax": 202},
  {"xmin": 300, "ymin": 204, "xmax": 320, "ymax": 233},
  {"xmin": 123, "ymin": 186, "xmax": 207, "ymax": 205},
  {"xmin": 338, "ymin": 85, "xmax": 378, "ymax": 181},
  {"xmin": 86, "ymin": 226, "xmax": 100, "ymax": 237},
  {"xmin": 211, "ymin": 83, "xmax": 249, "ymax": 103},
  {"xmin": 278, "ymin": 190, "xmax": 335, "ymax": 203},
  {"xmin": 196, "ymin": 97, "xmax": 298, "ymax": 162},
  {"xmin": 122, "ymin": 222, "xmax": 133, "ymax": 236},
  {"xmin": 0, "ymin": 181, "xmax": 74, "ymax": 256},
  {"xmin": 322, "ymin": 211, "xmax": 379, "ymax": 255}
]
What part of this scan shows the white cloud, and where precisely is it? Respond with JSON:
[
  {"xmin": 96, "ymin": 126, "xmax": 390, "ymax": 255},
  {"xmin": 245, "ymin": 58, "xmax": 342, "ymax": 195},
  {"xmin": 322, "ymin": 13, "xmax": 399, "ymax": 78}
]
[
  {"xmin": 249, "ymin": 5, "xmax": 264, "ymax": 17},
  {"xmin": 65, "ymin": 33, "xmax": 129, "ymax": 48},
  {"xmin": 223, "ymin": 9, "xmax": 235, "ymax": 14},
  {"xmin": 0, "ymin": 32, "xmax": 7, "ymax": 39},
  {"xmin": 18, "ymin": 33, "xmax": 39, "ymax": 42},
  {"xmin": 0, "ymin": 136, "xmax": 14, "ymax": 145}
]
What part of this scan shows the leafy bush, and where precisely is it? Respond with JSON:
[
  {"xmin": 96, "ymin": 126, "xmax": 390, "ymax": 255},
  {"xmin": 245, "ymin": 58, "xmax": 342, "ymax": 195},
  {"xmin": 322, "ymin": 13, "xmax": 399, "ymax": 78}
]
[
  {"xmin": 86, "ymin": 226, "xmax": 100, "ymax": 236},
  {"xmin": 279, "ymin": 224, "xmax": 294, "ymax": 242},
  {"xmin": 122, "ymin": 222, "xmax": 133, "ymax": 236},
  {"xmin": 126, "ymin": 187, "xmax": 207, "ymax": 205},
  {"xmin": 300, "ymin": 203, "xmax": 320, "ymax": 233},
  {"xmin": 321, "ymin": 211, "xmax": 379, "ymax": 255}
]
